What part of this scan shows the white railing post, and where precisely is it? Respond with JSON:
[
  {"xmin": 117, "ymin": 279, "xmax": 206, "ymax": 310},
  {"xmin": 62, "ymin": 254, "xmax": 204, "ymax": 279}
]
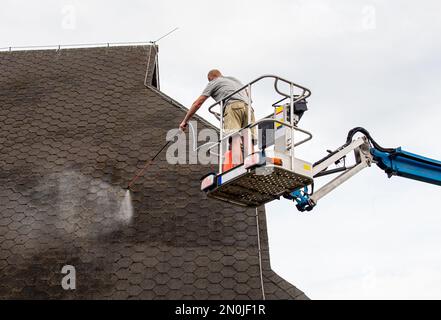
[
  {"xmin": 219, "ymin": 100, "xmax": 224, "ymax": 173},
  {"xmin": 290, "ymin": 83, "xmax": 295, "ymax": 171},
  {"xmin": 247, "ymin": 84, "xmax": 252, "ymax": 158}
]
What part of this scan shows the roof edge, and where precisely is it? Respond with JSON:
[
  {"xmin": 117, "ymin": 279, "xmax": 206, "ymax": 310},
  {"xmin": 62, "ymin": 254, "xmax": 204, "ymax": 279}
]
[
  {"xmin": 145, "ymin": 86, "xmax": 219, "ymax": 132},
  {"xmin": 0, "ymin": 41, "xmax": 156, "ymax": 53}
]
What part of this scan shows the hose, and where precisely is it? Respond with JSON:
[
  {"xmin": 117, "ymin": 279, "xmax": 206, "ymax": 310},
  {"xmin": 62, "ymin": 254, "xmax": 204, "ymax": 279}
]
[
  {"xmin": 345, "ymin": 127, "xmax": 396, "ymax": 153},
  {"xmin": 313, "ymin": 127, "xmax": 397, "ymax": 167}
]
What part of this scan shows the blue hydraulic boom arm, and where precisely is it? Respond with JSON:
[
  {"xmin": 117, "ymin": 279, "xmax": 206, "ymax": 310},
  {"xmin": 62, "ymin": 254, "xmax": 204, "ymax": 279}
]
[{"xmin": 371, "ymin": 147, "xmax": 441, "ymax": 186}]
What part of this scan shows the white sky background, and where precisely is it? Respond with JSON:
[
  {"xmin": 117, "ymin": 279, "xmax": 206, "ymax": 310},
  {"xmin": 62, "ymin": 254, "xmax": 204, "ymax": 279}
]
[{"xmin": 1, "ymin": 0, "xmax": 440, "ymax": 299}]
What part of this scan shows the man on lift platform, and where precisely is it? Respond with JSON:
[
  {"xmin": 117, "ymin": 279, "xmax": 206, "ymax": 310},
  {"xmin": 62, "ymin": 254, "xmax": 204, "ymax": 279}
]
[{"xmin": 179, "ymin": 69, "xmax": 255, "ymax": 170}]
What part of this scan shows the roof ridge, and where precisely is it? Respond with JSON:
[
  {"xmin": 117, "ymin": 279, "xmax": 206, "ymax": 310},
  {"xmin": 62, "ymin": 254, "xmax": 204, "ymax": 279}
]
[{"xmin": 0, "ymin": 42, "xmax": 155, "ymax": 53}]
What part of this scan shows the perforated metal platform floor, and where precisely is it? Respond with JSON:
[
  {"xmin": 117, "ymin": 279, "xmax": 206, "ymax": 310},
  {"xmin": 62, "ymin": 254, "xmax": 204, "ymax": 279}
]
[{"xmin": 207, "ymin": 166, "xmax": 313, "ymax": 207}]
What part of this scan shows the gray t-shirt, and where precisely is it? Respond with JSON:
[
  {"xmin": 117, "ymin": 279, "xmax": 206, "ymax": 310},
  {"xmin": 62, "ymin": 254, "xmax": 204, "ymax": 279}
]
[{"xmin": 202, "ymin": 76, "xmax": 248, "ymax": 104}]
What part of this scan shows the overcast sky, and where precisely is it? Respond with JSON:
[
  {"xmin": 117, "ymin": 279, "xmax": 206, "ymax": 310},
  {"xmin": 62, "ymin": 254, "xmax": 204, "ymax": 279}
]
[{"xmin": 2, "ymin": 0, "xmax": 441, "ymax": 299}]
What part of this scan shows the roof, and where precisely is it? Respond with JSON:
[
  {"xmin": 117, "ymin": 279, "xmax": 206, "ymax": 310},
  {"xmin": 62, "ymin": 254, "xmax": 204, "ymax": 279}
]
[{"xmin": 0, "ymin": 45, "xmax": 307, "ymax": 299}]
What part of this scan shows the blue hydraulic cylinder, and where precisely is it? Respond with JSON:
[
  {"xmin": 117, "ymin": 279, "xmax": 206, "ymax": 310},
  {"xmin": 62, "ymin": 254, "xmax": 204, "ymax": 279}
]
[{"xmin": 371, "ymin": 147, "xmax": 441, "ymax": 186}]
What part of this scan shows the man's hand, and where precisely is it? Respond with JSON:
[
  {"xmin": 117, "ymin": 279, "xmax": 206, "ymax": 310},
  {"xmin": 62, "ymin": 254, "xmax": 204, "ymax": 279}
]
[
  {"xmin": 180, "ymin": 95, "xmax": 208, "ymax": 132},
  {"xmin": 179, "ymin": 120, "xmax": 188, "ymax": 132}
]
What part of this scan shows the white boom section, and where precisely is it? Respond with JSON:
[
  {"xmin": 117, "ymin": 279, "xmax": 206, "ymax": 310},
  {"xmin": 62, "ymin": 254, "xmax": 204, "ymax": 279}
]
[{"xmin": 310, "ymin": 137, "xmax": 373, "ymax": 205}]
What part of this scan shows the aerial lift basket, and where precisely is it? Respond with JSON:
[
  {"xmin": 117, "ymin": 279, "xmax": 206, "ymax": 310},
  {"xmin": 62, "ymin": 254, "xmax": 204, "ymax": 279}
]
[{"xmin": 200, "ymin": 75, "xmax": 314, "ymax": 207}]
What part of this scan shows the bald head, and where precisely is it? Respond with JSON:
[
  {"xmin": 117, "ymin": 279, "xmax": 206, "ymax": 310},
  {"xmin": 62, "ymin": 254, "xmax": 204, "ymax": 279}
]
[{"xmin": 207, "ymin": 69, "xmax": 222, "ymax": 81}]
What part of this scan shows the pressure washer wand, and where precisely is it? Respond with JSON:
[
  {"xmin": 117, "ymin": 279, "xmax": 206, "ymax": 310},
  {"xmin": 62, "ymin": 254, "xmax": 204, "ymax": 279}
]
[{"xmin": 126, "ymin": 130, "xmax": 181, "ymax": 190}]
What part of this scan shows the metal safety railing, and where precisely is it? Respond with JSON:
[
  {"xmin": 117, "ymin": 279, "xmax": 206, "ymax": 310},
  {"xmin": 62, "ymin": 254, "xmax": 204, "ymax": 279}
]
[
  {"xmin": 0, "ymin": 29, "xmax": 180, "ymax": 53},
  {"xmin": 207, "ymin": 74, "xmax": 313, "ymax": 173},
  {"xmin": 0, "ymin": 41, "xmax": 156, "ymax": 52}
]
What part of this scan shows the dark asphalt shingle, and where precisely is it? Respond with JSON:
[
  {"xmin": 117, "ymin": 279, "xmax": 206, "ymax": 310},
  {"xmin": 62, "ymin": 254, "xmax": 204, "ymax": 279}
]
[{"xmin": 0, "ymin": 45, "xmax": 307, "ymax": 299}]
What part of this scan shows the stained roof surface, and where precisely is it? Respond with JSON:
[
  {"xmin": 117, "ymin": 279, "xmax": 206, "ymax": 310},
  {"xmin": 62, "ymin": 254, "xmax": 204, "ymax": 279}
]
[{"xmin": 0, "ymin": 45, "xmax": 307, "ymax": 299}]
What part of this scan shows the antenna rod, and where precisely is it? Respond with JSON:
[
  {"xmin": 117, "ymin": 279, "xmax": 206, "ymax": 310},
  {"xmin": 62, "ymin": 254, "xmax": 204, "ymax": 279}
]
[{"xmin": 153, "ymin": 27, "xmax": 179, "ymax": 43}]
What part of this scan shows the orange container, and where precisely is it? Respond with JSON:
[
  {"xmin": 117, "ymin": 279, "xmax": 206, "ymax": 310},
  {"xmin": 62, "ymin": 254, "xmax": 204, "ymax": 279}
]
[{"xmin": 222, "ymin": 150, "xmax": 234, "ymax": 172}]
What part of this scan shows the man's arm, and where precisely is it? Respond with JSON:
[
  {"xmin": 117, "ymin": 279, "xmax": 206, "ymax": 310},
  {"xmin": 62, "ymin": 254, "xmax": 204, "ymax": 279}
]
[{"xmin": 179, "ymin": 95, "xmax": 208, "ymax": 131}]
